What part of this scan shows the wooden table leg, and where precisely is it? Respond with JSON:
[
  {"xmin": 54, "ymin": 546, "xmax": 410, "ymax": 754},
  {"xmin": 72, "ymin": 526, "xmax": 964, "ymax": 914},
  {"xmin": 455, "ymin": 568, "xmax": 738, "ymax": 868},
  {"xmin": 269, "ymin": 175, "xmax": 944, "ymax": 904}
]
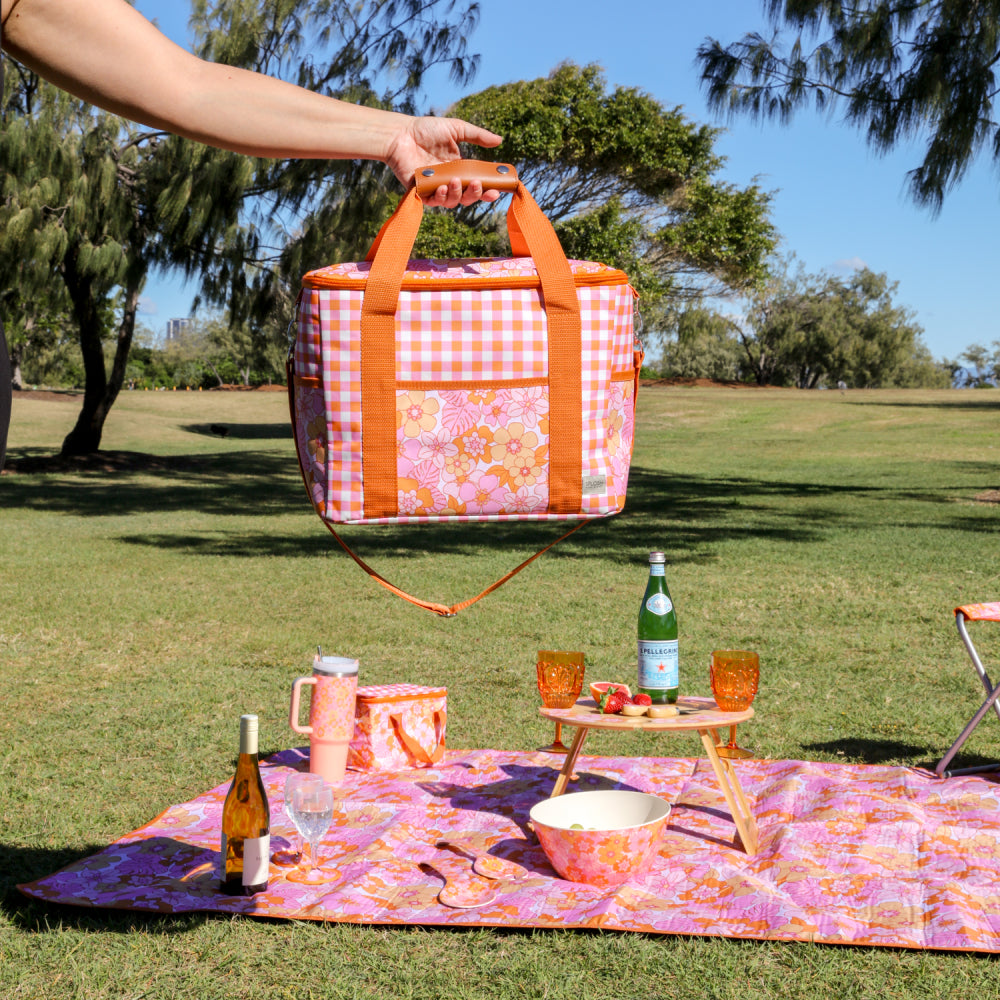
[
  {"xmin": 698, "ymin": 728, "xmax": 759, "ymax": 855},
  {"xmin": 549, "ymin": 727, "xmax": 589, "ymax": 797}
]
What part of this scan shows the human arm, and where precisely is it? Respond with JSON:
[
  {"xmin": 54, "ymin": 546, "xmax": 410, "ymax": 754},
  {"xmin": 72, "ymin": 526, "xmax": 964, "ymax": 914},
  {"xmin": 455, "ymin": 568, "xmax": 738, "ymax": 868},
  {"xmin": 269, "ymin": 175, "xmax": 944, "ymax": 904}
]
[{"xmin": 0, "ymin": 0, "xmax": 502, "ymax": 206}]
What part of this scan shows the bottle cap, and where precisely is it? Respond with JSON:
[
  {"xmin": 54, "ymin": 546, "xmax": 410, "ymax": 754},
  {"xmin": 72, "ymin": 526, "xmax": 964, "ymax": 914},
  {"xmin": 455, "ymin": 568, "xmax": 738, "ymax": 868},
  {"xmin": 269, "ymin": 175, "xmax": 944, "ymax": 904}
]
[
  {"xmin": 648, "ymin": 551, "xmax": 666, "ymax": 563},
  {"xmin": 313, "ymin": 655, "xmax": 359, "ymax": 677},
  {"xmin": 239, "ymin": 714, "xmax": 259, "ymax": 754}
]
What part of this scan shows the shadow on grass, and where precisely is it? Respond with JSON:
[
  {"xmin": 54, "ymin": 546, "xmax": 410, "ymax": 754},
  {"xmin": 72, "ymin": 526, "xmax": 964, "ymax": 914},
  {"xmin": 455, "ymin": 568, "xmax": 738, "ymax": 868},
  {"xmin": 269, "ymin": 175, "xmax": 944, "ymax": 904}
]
[
  {"xmin": 5, "ymin": 447, "xmax": 992, "ymax": 560},
  {"xmin": 3, "ymin": 449, "xmax": 302, "ymax": 516},
  {"xmin": 803, "ymin": 736, "xmax": 948, "ymax": 767},
  {"xmin": 122, "ymin": 464, "xmax": 852, "ymax": 562},
  {"xmin": 846, "ymin": 396, "xmax": 1000, "ymax": 411},
  {"xmin": 181, "ymin": 422, "xmax": 293, "ymax": 440}
]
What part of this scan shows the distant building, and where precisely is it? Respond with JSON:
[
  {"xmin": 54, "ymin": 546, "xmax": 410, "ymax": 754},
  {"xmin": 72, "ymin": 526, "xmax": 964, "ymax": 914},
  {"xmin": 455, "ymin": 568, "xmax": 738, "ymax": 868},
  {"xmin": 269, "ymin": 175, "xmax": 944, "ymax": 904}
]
[{"xmin": 165, "ymin": 318, "xmax": 191, "ymax": 341}]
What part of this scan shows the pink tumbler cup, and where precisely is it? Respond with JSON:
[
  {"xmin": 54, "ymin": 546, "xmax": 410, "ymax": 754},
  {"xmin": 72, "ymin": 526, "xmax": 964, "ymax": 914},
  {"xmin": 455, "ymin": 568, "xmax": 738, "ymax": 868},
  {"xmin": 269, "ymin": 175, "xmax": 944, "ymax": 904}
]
[{"xmin": 289, "ymin": 655, "xmax": 359, "ymax": 786}]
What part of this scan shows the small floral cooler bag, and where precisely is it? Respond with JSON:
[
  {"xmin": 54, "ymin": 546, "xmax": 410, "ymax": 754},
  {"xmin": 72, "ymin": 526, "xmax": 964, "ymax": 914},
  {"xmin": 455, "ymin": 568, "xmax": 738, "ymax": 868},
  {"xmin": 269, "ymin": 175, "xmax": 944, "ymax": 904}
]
[
  {"xmin": 347, "ymin": 684, "xmax": 447, "ymax": 771},
  {"xmin": 288, "ymin": 160, "xmax": 642, "ymax": 616}
]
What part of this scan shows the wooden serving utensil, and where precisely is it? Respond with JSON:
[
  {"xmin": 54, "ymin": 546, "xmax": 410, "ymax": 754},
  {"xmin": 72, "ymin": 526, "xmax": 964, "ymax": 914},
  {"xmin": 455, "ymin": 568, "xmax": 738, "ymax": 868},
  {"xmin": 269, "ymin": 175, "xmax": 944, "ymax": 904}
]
[
  {"xmin": 435, "ymin": 839, "xmax": 527, "ymax": 881},
  {"xmin": 418, "ymin": 861, "xmax": 497, "ymax": 909}
]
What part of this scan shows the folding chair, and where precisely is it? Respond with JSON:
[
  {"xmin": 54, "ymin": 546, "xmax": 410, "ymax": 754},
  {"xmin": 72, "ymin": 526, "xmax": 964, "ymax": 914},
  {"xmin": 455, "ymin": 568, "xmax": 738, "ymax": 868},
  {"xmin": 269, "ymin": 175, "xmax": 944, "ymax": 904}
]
[{"xmin": 936, "ymin": 602, "xmax": 1000, "ymax": 777}]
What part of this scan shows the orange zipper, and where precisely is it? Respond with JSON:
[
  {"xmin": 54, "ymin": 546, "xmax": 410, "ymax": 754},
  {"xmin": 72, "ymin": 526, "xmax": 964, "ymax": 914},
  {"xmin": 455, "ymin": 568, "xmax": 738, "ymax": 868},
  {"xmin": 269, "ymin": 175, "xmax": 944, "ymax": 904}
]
[{"xmin": 303, "ymin": 266, "xmax": 630, "ymax": 293}]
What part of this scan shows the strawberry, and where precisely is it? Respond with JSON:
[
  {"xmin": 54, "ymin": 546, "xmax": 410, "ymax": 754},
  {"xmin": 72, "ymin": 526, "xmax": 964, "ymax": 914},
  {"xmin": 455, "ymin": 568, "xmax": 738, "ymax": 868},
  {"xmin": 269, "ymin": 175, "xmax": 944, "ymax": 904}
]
[
  {"xmin": 631, "ymin": 693, "xmax": 652, "ymax": 706},
  {"xmin": 599, "ymin": 689, "xmax": 629, "ymax": 714}
]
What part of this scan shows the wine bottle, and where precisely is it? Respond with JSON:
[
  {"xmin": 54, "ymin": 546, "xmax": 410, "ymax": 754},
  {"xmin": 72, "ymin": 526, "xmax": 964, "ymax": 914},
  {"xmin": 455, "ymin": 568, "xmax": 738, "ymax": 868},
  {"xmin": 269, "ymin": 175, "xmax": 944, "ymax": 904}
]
[
  {"xmin": 637, "ymin": 551, "xmax": 679, "ymax": 704},
  {"xmin": 220, "ymin": 714, "xmax": 271, "ymax": 896}
]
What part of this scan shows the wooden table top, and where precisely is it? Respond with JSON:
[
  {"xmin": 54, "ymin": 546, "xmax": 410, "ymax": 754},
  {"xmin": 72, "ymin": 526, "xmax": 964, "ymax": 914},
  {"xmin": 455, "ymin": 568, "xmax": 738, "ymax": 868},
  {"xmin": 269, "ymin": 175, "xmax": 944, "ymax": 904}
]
[{"xmin": 538, "ymin": 695, "xmax": 754, "ymax": 732}]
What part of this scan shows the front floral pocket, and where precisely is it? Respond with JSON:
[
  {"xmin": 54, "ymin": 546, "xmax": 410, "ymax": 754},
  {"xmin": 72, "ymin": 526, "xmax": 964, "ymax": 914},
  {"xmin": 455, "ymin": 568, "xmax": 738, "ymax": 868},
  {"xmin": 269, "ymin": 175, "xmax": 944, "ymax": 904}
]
[{"xmin": 395, "ymin": 385, "xmax": 551, "ymax": 518}]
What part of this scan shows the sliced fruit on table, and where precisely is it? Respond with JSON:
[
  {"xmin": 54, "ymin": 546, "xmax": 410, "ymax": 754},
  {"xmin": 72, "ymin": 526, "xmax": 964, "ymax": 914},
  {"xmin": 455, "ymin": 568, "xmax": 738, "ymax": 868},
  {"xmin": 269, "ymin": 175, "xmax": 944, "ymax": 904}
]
[
  {"xmin": 599, "ymin": 689, "xmax": 629, "ymax": 715},
  {"xmin": 588, "ymin": 681, "xmax": 632, "ymax": 703}
]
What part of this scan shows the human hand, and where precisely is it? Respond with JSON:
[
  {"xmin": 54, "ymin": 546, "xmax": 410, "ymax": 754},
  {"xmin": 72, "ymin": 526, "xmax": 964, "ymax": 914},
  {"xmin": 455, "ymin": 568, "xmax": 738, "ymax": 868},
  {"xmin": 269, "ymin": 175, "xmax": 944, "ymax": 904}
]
[{"xmin": 384, "ymin": 116, "xmax": 503, "ymax": 207}]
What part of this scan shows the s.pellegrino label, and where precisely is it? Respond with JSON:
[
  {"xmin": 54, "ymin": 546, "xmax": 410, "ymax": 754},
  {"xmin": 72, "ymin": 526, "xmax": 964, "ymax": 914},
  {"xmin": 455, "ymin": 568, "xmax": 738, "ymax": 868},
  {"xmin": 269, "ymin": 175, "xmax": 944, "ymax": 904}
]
[
  {"xmin": 638, "ymin": 640, "xmax": 679, "ymax": 690},
  {"xmin": 637, "ymin": 551, "xmax": 679, "ymax": 704}
]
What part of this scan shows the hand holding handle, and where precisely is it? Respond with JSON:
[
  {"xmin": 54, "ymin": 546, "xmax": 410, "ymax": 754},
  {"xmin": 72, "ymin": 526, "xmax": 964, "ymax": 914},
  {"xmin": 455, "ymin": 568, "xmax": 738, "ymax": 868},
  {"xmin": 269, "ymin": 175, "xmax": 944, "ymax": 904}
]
[{"xmin": 414, "ymin": 159, "xmax": 518, "ymax": 199}]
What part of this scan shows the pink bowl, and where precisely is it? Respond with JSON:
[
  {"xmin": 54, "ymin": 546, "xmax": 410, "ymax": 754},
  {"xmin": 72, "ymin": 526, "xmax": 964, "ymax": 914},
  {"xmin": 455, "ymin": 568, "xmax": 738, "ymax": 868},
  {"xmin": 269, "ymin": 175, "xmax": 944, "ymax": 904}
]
[{"xmin": 529, "ymin": 791, "xmax": 671, "ymax": 886}]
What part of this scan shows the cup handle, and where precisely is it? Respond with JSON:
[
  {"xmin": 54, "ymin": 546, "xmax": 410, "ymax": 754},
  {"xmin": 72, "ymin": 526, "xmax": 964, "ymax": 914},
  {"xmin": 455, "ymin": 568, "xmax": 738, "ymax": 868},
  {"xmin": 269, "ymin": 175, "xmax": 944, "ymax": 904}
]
[{"xmin": 289, "ymin": 676, "xmax": 317, "ymax": 735}]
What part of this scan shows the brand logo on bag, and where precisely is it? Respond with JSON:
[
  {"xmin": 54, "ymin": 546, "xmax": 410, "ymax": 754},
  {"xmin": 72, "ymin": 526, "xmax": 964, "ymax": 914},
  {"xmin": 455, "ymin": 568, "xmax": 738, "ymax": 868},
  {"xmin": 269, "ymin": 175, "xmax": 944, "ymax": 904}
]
[{"xmin": 581, "ymin": 475, "xmax": 607, "ymax": 496}]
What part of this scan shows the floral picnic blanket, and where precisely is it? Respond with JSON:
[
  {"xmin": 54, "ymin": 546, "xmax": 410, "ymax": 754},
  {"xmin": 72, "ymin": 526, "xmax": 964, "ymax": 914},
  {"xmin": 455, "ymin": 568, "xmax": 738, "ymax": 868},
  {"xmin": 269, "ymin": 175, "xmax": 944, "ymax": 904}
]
[{"xmin": 18, "ymin": 748, "xmax": 1000, "ymax": 952}]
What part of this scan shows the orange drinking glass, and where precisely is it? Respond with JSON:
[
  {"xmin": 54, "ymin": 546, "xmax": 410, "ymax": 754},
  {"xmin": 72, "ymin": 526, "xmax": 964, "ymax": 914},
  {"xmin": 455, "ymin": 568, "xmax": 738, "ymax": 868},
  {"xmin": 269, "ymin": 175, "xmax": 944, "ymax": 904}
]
[
  {"xmin": 709, "ymin": 649, "xmax": 759, "ymax": 759},
  {"xmin": 536, "ymin": 650, "xmax": 585, "ymax": 753}
]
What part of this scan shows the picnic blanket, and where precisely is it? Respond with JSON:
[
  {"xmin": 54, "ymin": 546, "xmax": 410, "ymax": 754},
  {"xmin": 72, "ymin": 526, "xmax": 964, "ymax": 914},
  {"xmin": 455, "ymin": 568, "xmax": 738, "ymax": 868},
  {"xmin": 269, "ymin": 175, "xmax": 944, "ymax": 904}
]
[{"xmin": 18, "ymin": 748, "xmax": 1000, "ymax": 952}]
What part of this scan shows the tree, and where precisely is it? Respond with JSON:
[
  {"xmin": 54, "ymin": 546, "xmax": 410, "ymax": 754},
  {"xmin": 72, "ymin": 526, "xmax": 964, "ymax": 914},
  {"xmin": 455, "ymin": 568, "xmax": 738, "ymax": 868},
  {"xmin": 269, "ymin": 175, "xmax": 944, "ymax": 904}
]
[
  {"xmin": 658, "ymin": 307, "xmax": 744, "ymax": 381},
  {"xmin": 2, "ymin": 291, "xmax": 76, "ymax": 390},
  {"xmin": 1, "ymin": 0, "xmax": 481, "ymax": 455},
  {"xmin": 958, "ymin": 340, "xmax": 1000, "ymax": 386},
  {"xmin": 0, "ymin": 71, "xmax": 84, "ymax": 392},
  {"xmin": 1, "ymin": 56, "xmax": 254, "ymax": 453},
  {"xmin": 186, "ymin": 312, "xmax": 281, "ymax": 387},
  {"xmin": 697, "ymin": 1, "xmax": 1000, "ymax": 211},
  {"xmin": 431, "ymin": 63, "xmax": 778, "ymax": 321},
  {"xmin": 189, "ymin": 0, "xmax": 485, "ymax": 332},
  {"xmin": 735, "ymin": 260, "xmax": 949, "ymax": 387}
]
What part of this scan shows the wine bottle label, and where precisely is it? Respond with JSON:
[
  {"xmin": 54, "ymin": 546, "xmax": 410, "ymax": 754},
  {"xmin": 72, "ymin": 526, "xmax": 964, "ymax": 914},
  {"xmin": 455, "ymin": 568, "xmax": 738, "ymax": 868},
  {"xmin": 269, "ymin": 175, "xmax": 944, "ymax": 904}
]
[
  {"xmin": 645, "ymin": 593, "xmax": 673, "ymax": 615},
  {"xmin": 638, "ymin": 640, "xmax": 679, "ymax": 689},
  {"xmin": 242, "ymin": 835, "xmax": 270, "ymax": 887}
]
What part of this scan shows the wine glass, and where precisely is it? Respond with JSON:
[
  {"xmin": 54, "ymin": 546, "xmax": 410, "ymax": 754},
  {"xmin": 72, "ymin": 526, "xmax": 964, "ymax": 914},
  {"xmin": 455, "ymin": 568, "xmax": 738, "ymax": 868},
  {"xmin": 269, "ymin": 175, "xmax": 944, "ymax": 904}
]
[
  {"xmin": 709, "ymin": 649, "xmax": 760, "ymax": 759},
  {"xmin": 285, "ymin": 771, "xmax": 337, "ymax": 885},
  {"xmin": 271, "ymin": 771, "xmax": 322, "ymax": 867},
  {"xmin": 536, "ymin": 650, "xmax": 585, "ymax": 754}
]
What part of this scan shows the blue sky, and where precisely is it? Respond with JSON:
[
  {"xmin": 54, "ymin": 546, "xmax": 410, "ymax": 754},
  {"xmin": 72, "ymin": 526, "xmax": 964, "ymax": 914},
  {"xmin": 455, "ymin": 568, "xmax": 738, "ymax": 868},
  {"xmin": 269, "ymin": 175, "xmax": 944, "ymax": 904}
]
[{"xmin": 136, "ymin": 0, "xmax": 999, "ymax": 363}]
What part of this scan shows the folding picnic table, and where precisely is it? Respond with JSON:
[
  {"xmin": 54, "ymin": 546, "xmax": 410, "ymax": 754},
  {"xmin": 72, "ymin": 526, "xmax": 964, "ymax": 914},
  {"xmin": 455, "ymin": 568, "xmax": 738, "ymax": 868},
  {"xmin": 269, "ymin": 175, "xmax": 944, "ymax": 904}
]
[{"xmin": 539, "ymin": 695, "xmax": 758, "ymax": 854}]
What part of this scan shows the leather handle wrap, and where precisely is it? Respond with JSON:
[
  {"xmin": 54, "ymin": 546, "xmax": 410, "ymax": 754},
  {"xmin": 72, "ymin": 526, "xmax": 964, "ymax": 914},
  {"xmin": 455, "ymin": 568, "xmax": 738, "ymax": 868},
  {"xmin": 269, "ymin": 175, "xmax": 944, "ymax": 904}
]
[{"xmin": 413, "ymin": 158, "xmax": 518, "ymax": 198}]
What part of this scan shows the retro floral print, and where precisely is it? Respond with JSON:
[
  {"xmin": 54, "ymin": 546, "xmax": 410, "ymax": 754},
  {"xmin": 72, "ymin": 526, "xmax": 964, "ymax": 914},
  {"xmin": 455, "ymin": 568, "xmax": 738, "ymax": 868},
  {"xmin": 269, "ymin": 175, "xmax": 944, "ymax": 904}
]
[
  {"xmin": 21, "ymin": 749, "xmax": 1000, "ymax": 953},
  {"xmin": 394, "ymin": 388, "xmax": 552, "ymax": 518}
]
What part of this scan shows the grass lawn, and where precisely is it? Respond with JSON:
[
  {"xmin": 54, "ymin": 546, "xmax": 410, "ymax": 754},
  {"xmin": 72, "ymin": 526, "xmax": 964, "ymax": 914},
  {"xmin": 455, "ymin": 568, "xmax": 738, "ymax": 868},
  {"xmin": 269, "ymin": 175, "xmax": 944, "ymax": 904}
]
[{"xmin": 1, "ymin": 383, "xmax": 998, "ymax": 998}]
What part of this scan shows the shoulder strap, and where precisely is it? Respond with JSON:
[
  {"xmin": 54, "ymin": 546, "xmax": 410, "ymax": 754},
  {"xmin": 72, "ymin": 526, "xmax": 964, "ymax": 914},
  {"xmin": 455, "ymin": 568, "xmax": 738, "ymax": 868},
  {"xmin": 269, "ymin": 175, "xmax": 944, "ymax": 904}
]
[
  {"xmin": 287, "ymin": 337, "xmax": 589, "ymax": 617},
  {"xmin": 320, "ymin": 519, "xmax": 587, "ymax": 617}
]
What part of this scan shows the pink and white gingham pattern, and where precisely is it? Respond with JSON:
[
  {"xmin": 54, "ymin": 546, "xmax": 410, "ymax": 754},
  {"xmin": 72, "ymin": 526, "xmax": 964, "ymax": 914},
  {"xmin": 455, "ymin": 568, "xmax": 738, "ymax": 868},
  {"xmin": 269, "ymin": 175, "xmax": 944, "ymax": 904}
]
[
  {"xmin": 396, "ymin": 289, "xmax": 549, "ymax": 382},
  {"xmin": 355, "ymin": 683, "xmax": 446, "ymax": 700},
  {"xmin": 293, "ymin": 257, "xmax": 637, "ymax": 524}
]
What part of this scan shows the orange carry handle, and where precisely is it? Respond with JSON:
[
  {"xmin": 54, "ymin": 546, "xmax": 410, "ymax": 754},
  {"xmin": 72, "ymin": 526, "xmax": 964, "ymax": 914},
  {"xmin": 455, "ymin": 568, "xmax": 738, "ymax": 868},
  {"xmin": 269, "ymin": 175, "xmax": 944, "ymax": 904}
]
[{"xmin": 388, "ymin": 711, "xmax": 446, "ymax": 765}]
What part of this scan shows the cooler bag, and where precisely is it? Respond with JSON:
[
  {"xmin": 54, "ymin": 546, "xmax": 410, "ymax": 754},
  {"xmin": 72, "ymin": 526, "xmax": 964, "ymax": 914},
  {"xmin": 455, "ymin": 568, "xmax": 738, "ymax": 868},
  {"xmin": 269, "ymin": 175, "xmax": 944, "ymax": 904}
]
[
  {"xmin": 289, "ymin": 160, "xmax": 641, "ymax": 615},
  {"xmin": 348, "ymin": 684, "xmax": 447, "ymax": 772}
]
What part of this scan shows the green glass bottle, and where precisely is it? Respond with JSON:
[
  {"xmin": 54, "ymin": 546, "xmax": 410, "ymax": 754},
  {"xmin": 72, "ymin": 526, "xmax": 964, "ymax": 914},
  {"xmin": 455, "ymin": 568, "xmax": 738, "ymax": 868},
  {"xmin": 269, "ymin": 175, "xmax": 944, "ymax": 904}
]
[{"xmin": 637, "ymin": 551, "xmax": 678, "ymax": 704}]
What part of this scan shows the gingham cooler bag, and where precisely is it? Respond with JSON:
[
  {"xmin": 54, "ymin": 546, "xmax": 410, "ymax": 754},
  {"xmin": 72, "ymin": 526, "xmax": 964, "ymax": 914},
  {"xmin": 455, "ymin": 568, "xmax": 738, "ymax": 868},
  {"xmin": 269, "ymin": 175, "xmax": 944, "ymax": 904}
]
[
  {"xmin": 289, "ymin": 160, "xmax": 641, "ymax": 615},
  {"xmin": 347, "ymin": 684, "xmax": 447, "ymax": 771}
]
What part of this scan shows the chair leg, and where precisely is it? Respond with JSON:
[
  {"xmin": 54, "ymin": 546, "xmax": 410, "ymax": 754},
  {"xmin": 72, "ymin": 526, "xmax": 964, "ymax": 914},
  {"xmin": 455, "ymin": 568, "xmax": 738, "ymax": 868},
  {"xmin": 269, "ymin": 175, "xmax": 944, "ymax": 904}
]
[
  {"xmin": 936, "ymin": 612, "xmax": 1000, "ymax": 777},
  {"xmin": 957, "ymin": 614, "xmax": 1000, "ymax": 724},
  {"xmin": 936, "ymin": 684, "xmax": 1000, "ymax": 777}
]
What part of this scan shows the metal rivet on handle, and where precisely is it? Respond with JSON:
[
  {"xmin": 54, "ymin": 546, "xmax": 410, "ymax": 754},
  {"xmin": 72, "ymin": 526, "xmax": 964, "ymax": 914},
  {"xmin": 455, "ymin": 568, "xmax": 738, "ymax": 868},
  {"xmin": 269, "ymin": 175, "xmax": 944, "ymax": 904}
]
[
  {"xmin": 421, "ymin": 168, "xmax": 435, "ymax": 177},
  {"xmin": 496, "ymin": 165, "xmax": 510, "ymax": 174}
]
